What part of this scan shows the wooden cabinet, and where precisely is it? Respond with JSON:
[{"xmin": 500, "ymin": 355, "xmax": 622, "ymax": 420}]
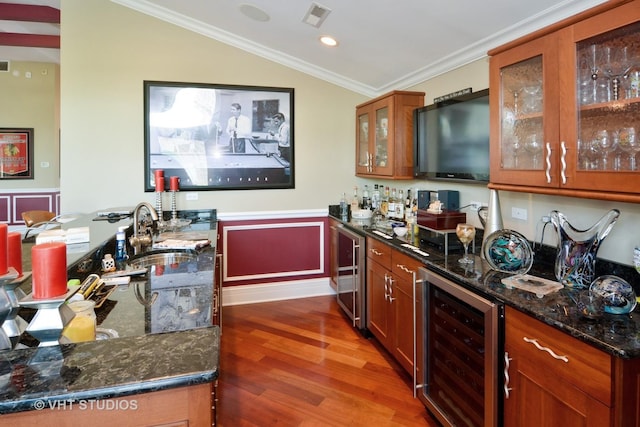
[
  {"xmin": 366, "ymin": 237, "xmax": 423, "ymax": 377},
  {"xmin": 489, "ymin": 0, "xmax": 640, "ymax": 203},
  {"xmin": 356, "ymin": 91, "xmax": 424, "ymax": 179},
  {"xmin": 504, "ymin": 306, "xmax": 611, "ymax": 426}
]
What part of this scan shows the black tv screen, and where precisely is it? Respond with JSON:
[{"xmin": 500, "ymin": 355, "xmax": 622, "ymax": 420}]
[{"xmin": 414, "ymin": 88, "xmax": 490, "ymax": 182}]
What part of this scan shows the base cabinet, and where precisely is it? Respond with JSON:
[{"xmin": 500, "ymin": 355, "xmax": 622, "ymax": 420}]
[
  {"xmin": 0, "ymin": 383, "xmax": 215, "ymax": 427},
  {"xmin": 366, "ymin": 237, "xmax": 422, "ymax": 377},
  {"xmin": 505, "ymin": 306, "xmax": 640, "ymax": 427}
]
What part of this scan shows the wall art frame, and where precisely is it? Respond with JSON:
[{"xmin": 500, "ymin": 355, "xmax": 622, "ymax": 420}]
[
  {"xmin": 0, "ymin": 127, "xmax": 34, "ymax": 180},
  {"xmin": 144, "ymin": 81, "xmax": 294, "ymax": 191}
]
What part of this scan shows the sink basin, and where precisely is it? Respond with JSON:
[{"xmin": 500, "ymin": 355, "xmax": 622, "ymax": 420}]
[{"xmin": 127, "ymin": 249, "xmax": 198, "ymax": 269}]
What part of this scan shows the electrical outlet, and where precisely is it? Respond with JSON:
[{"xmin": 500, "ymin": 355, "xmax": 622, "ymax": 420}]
[
  {"xmin": 469, "ymin": 201, "xmax": 482, "ymax": 211},
  {"xmin": 186, "ymin": 193, "xmax": 198, "ymax": 201},
  {"xmin": 511, "ymin": 207, "xmax": 528, "ymax": 221}
]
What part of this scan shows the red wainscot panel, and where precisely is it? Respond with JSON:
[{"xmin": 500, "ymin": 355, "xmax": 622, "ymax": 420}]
[{"xmin": 220, "ymin": 217, "xmax": 329, "ymax": 287}]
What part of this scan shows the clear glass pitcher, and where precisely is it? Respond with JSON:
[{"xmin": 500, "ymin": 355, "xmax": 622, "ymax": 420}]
[{"xmin": 550, "ymin": 209, "xmax": 620, "ymax": 288}]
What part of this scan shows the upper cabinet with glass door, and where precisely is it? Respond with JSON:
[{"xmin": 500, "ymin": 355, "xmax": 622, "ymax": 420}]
[
  {"xmin": 356, "ymin": 91, "xmax": 424, "ymax": 179},
  {"xmin": 489, "ymin": 0, "xmax": 640, "ymax": 203}
]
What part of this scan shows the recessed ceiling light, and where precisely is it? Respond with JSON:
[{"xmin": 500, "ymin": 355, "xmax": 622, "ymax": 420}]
[
  {"xmin": 320, "ymin": 36, "xmax": 338, "ymax": 47},
  {"xmin": 239, "ymin": 4, "xmax": 270, "ymax": 22}
]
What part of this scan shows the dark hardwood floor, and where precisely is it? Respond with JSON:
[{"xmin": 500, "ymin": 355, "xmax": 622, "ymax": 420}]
[{"xmin": 217, "ymin": 295, "xmax": 439, "ymax": 426}]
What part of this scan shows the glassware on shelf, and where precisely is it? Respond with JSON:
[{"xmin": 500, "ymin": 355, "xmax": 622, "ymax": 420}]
[
  {"xmin": 578, "ymin": 44, "xmax": 605, "ymax": 105},
  {"xmin": 522, "ymin": 83, "xmax": 542, "ymax": 113},
  {"xmin": 524, "ymin": 132, "xmax": 543, "ymax": 169},
  {"xmin": 592, "ymin": 129, "xmax": 617, "ymax": 170},
  {"xmin": 616, "ymin": 126, "xmax": 640, "ymax": 170},
  {"xmin": 602, "ymin": 45, "xmax": 634, "ymax": 101},
  {"xmin": 456, "ymin": 223, "xmax": 476, "ymax": 264}
]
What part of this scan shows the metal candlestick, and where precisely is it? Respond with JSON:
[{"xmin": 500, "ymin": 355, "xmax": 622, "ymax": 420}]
[
  {"xmin": 155, "ymin": 191, "xmax": 165, "ymax": 229},
  {"xmin": 1, "ymin": 270, "xmax": 30, "ymax": 348},
  {"xmin": 19, "ymin": 288, "xmax": 77, "ymax": 347},
  {"xmin": 171, "ymin": 190, "xmax": 178, "ymax": 221}
]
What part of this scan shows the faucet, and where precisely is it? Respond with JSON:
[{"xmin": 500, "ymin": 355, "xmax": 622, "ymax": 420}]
[{"xmin": 129, "ymin": 202, "xmax": 159, "ymax": 253}]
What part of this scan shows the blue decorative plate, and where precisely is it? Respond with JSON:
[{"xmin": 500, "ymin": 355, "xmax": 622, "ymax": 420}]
[
  {"xmin": 483, "ymin": 229, "xmax": 534, "ymax": 275},
  {"xmin": 589, "ymin": 275, "xmax": 637, "ymax": 315}
]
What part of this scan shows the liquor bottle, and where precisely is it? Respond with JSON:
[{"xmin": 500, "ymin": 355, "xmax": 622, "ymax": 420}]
[
  {"xmin": 396, "ymin": 189, "xmax": 405, "ymax": 220},
  {"xmin": 340, "ymin": 192, "xmax": 348, "ymax": 218},
  {"xmin": 371, "ymin": 184, "xmax": 380, "ymax": 210},
  {"xmin": 381, "ymin": 186, "xmax": 390, "ymax": 218},
  {"xmin": 388, "ymin": 188, "xmax": 397, "ymax": 219},
  {"xmin": 351, "ymin": 186, "xmax": 360, "ymax": 212},
  {"xmin": 362, "ymin": 185, "xmax": 371, "ymax": 210}
]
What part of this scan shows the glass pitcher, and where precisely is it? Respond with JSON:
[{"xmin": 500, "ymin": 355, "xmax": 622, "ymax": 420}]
[{"xmin": 550, "ymin": 209, "xmax": 620, "ymax": 288}]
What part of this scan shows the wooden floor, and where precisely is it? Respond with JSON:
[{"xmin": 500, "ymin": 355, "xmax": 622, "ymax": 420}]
[{"xmin": 217, "ymin": 295, "xmax": 439, "ymax": 426}]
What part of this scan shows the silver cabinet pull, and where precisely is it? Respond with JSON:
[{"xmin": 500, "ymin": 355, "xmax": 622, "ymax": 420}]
[
  {"xmin": 560, "ymin": 141, "xmax": 567, "ymax": 185},
  {"xmin": 545, "ymin": 142, "xmax": 552, "ymax": 183},
  {"xmin": 371, "ymin": 248, "xmax": 383, "ymax": 256},
  {"xmin": 503, "ymin": 352, "xmax": 513, "ymax": 399},
  {"xmin": 523, "ymin": 337, "xmax": 569, "ymax": 362}
]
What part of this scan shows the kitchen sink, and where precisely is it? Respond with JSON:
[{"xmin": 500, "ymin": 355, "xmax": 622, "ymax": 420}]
[{"xmin": 127, "ymin": 249, "xmax": 198, "ymax": 269}]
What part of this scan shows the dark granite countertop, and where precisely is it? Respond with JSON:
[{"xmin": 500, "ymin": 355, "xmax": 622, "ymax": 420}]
[
  {"xmin": 0, "ymin": 209, "xmax": 220, "ymax": 414},
  {"xmin": 329, "ymin": 208, "xmax": 640, "ymax": 359}
]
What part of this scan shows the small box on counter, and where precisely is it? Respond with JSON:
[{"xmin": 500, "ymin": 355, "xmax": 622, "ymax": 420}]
[
  {"xmin": 36, "ymin": 227, "xmax": 90, "ymax": 245},
  {"xmin": 417, "ymin": 209, "xmax": 466, "ymax": 230}
]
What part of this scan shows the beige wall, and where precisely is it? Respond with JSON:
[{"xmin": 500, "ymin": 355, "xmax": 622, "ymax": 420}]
[
  {"xmin": 59, "ymin": 1, "xmax": 639, "ymax": 266},
  {"xmin": 0, "ymin": 61, "xmax": 59, "ymax": 189}
]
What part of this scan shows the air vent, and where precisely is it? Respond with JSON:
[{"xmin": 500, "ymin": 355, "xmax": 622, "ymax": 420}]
[
  {"xmin": 302, "ymin": 2, "xmax": 331, "ymax": 28},
  {"xmin": 0, "ymin": 61, "xmax": 9, "ymax": 73}
]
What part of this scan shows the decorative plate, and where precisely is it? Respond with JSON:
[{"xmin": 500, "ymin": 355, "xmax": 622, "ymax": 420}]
[
  {"xmin": 483, "ymin": 229, "xmax": 534, "ymax": 275},
  {"xmin": 589, "ymin": 275, "xmax": 637, "ymax": 315}
]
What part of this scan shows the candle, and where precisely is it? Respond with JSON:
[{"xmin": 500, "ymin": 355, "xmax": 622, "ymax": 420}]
[
  {"xmin": 154, "ymin": 169, "xmax": 164, "ymax": 179},
  {"xmin": 155, "ymin": 176, "xmax": 165, "ymax": 193},
  {"xmin": 31, "ymin": 242, "xmax": 68, "ymax": 299},
  {"xmin": 7, "ymin": 231, "xmax": 22, "ymax": 276},
  {"xmin": 170, "ymin": 176, "xmax": 180, "ymax": 191},
  {"xmin": 0, "ymin": 223, "xmax": 7, "ymax": 275}
]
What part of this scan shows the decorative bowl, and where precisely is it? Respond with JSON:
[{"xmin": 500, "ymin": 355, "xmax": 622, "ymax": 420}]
[
  {"xmin": 393, "ymin": 227, "xmax": 408, "ymax": 237},
  {"xmin": 483, "ymin": 229, "xmax": 534, "ymax": 275},
  {"xmin": 589, "ymin": 275, "xmax": 637, "ymax": 315}
]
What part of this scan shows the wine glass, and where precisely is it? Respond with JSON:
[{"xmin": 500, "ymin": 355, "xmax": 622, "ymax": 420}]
[
  {"xmin": 456, "ymin": 223, "xmax": 476, "ymax": 264},
  {"xmin": 592, "ymin": 129, "xmax": 617, "ymax": 170},
  {"xmin": 579, "ymin": 44, "xmax": 605, "ymax": 104},
  {"xmin": 616, "ymin": 126, "xmax": 640, "ymax": 170},
  {"xmin": 524, "ymin": 132, "xmax": 543, "ymax": 169},
  {"xmin": 602, "ymin": 45, "xmax": 634, "ymax": 101}
]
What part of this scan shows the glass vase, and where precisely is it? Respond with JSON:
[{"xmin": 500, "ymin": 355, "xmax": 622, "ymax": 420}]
[{"xmin": 550, "ymin": 209, "xmax": 620, "ymax": 289}]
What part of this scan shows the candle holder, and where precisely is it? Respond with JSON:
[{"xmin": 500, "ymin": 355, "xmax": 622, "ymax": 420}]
[
  {"xmin": 1, "ymin": 270, "xmax": 31, "ymax": 349},
  {"xmin": 162, "ymin": 191, "xmax": 192, "ymax": 231},
  {"xmin": 155, "ymin": 191, "xmax": 165, "ymax": 229},
  {"xmin": 19, "ymin": 287, "xmax": 78, "ymax": 347},
  {"xmin": 0, "ymin": 287, "xmax": 12, "ymax": 350}
]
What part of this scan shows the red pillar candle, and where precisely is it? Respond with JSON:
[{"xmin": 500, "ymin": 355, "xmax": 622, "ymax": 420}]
[
  {"xmin": 155, "ymin": 176, "xmax": 165, "ymax": 192},
  {"xmin": 170, "ymin": 176, "xmax": 180, "ymax": 191},
  {"xmin": 31, "ymin": 242, "xmax": 68, "ymax": 299},
  {"xmin": 7, "ymin": 231, "xmax": 22, "ymax": 276},
  {"xmin": 0, "ymin": 223, "xmax": 7, "ymax": 275},
  {"xmin": 154, "ymin": 169, "xmax": 164, "ymax": 179}
]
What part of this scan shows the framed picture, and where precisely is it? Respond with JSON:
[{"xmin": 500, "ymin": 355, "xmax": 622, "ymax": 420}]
[
  {"xmin": 144, "ymin": 81, "xmax": 294, "ymax": 191},
  {"xmin": 0, "ymin": 128, "xmax": 34, "ymax": 180}
]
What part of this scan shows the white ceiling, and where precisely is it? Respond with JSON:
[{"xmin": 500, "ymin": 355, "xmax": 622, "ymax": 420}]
[{"xmin": 2, "ymin": 0, "xmax": 608, "ymax": 96}]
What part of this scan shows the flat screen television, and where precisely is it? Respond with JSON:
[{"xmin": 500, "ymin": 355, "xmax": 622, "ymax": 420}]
[{"xmin": 414, "ymin": 88, "xmax": 490, "ymax": 183}]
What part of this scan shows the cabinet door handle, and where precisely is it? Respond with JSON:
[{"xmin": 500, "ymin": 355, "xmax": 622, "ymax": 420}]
[
  {"xmin": 384, "ymin": 273, "xmax": 389, "ymax": 301},
  {"xmin": 387, "ymin": 276, "xmax": 395, "ymax": 302},
  {"xmin": 560, "ymin": 141, "xmax": 567, "ymax": 185},
  {"xmin": 368, "ymin": 153, "xmax": 373, "ymax": 172},
  {"xmin": 545, "ymin": 142, "xmax": 552, "ymax": 183},
  {"xmin": 396, "ymin": 263, "xmax": 414, "ymax": 274},
  {"xmin": 503, "ymin": 352, "xmax": 513, "ymax": 399},
  {"xmin": 523, "ymin": 337, "xmax": 569, "ymax": 362},
  {"xmin": 371, "ymin": 248, "xmax": 383, "ymax": 256}
]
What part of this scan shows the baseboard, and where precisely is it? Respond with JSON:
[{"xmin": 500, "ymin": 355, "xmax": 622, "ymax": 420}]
[{"xmin": 221, "ymin": 278, "xmax": 335, "ymax": 306}]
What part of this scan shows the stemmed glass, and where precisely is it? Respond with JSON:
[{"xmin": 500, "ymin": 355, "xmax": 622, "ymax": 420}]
[
  {"xmin": 592, "ymin": 129, "xmax": 617, "ymax": 170},
  {"xmin": 579, "ymin": 44, "xmax": 604, "ymax": 104},
  {"xmin": 456, "ymin": 223, "xmax": 476, "ymax": 264},
  {"xmin": 602, "ymin": 45, "xmax": 633, "ymax": 101},
  {"xmin": 524, "ymin": 132, "xmax": 543, "ymax": 169},
  {"xmin": 616, "ymin": 126, "xmax": 640, "ymax": 170}
]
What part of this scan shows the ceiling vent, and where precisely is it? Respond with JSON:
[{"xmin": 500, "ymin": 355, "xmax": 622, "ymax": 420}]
[
  {"xmin": 302, "ymin": 3, "xmax": 331, "ymax": 28},
  {"xmin": 0, "ymin": 61, "xmax": 9, "ymax": 73}
]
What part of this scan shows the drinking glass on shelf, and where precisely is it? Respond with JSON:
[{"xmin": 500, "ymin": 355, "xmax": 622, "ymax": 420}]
[
  {"xmin": 616, "ymin": 126, "xmax": 640, "ymax": 170},
  {"xmin": 524, "ymin": 132, "xmax": 543, "ymax": 169},
  {"xmin": 602, "ymin": 45, "xmax": 634, "ymax": 101},
  {"xmin": 579, "ymin": 44, "xmax": 605, "ymax": 104},
  {"xmin": 456, "ymin": 223, "xmax": 476, "ymax": 264},
  {"xmin": 592, "ymin": 129, "xmax": 616, "ymax": 170}
]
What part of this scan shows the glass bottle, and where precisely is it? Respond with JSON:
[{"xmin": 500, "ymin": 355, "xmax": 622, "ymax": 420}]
[
  {"xmin": 340, "ymin": 192, "xmax": 348, "ymax": 219},
  {"xmin": 396, "ymin": 189, "xmax": 405, "ymax": 220},
  {"xmin": 362, "ymin": 185, "xmax": 371, "ymax": 210},
  {"xmin": 381, "ymin": 187, "xmax": 390, "ymax": 218},
  {"xmin": 351, "ymin": 186, "xmax": 360, "ymax": 212},
  {"xmin": 389, "ymin": 188, "xmax": 397, "ymax": 219}
]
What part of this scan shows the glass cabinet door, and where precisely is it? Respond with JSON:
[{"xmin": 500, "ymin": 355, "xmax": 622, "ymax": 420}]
[
  {"xmin": 500, "ymin": 56, "xmax": 545, "ymax": 171},
  {"xmin": 357, "ymin": 112, "xmax": 370, "ymax": 171},
  {"xmin": 575, "ymin": 21, "xmax": 640, "ymax": 175},
  {"xmin": 374, "ymin": 106, "xmax": 389, "ymax": 169}
]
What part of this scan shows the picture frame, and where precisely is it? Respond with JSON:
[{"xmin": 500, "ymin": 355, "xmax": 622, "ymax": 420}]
[
  {"xmin": 0, "ymin": 127, "xmax": 34, "ymax": 180},
  {"xmin": 144, "ymin": 81, "xmax": 294, "ymax": 191}
]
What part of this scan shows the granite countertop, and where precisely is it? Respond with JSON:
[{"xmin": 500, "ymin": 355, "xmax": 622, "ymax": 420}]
[
  {"xmin": 330, "ymin": 209, "xmax": 640, "ymax": 359},
  {"xmin": 0, "ymin": 209, "xmax": 220, "ymax": 414}
]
